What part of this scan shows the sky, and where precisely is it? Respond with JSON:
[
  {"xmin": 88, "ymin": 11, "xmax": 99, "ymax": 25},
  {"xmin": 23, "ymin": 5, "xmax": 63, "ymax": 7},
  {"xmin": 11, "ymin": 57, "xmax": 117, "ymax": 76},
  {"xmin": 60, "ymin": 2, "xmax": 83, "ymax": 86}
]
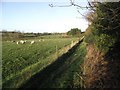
[{"xmin": 1, "ymin": 0, "xmax": 89, "ymax": 33}]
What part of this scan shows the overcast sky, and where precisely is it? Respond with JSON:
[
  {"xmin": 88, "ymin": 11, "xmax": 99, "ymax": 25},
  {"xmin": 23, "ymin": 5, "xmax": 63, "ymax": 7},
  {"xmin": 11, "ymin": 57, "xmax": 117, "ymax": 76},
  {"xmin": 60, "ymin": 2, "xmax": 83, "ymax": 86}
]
[{"xmin": 1, "ymin": 0, "xmax": 89, "ymax": 33}]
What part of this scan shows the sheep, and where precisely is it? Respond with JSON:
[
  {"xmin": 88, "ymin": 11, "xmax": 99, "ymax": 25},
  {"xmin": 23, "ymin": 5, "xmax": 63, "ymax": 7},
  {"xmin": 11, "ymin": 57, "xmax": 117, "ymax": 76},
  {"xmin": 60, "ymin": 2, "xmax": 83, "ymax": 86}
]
[
  {"xmin": 31, "ymin": 40, "xmax": 35, "ymax": 44},
  {"xmin": 20, "ymin": 40, "xmax": 25, "ymax": 44},
  {"xmin": 11, "ymin": 40, "xmax": 15, "ymax": 43},
  {"xmin": 16, "ymin": 40, "xmax": 26, "ymax": 44},
  {"xmin": 16, "ymin": 41, "xmax": 19, "ymax": 44}
]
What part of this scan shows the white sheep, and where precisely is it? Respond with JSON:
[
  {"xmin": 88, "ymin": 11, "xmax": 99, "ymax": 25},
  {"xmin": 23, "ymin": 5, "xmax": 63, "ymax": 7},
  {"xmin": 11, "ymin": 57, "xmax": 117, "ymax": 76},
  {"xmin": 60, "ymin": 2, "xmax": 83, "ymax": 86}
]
[
  {"xmin": 31, "ymin": 40, "xmax": 35, "ymax": 44},
  {"xmin": 16, "ymin": 41, "xmax": 19, "ymax": 44},
  {"xmin": 20, "ymin": 40, "xmax": 25, "ymax": 44},
  {"xmin": 11, "ymin": 40, "xmax": 15, "ymax": 43}
]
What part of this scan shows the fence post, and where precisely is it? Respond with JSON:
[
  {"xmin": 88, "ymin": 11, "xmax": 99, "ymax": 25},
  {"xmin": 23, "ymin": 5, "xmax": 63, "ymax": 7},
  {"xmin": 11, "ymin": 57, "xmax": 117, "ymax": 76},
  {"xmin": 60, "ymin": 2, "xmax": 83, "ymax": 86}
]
[{"xmin": 56, "ymin": 45, "xmax": 58, "ymax": 58}]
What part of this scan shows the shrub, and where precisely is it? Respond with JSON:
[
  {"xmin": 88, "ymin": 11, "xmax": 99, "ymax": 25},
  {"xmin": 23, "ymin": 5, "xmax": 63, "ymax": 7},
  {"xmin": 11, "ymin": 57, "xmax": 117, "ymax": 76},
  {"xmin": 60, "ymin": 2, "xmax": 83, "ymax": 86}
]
[{"xmin": 95, "ymin": 34, "xmax": 116, "ymax": 53}]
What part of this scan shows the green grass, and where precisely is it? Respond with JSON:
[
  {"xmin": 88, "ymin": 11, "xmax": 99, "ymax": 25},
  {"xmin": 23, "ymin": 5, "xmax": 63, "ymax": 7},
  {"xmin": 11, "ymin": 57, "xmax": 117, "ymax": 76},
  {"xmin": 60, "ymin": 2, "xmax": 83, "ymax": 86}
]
[
  {"xmin": 0, "ymin": 40, "xmax": 2, "ymax": 89},
  {"xmin": 2, "ymin": 38, "xmax": 77, "ymax": 88},
  {"xmin": 42, "ymin": 42, "xmax": 87, "ymax": 88}
]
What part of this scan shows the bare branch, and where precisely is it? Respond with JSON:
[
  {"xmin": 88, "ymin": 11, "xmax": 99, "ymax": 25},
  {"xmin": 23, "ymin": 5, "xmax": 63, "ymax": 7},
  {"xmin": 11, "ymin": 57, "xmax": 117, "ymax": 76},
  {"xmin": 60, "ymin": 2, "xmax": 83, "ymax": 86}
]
[
  {"xmin": 49, "ymin": 0, "xmax": 90, "ymax": 9},
  {"xmin": 77, "ymin": 10, "xmax": 87, "ymax": 18},
  {"xmin": 87, "ymin": 0, "xmax": 96, "ymax": 11},
  {"xmin": 49, "ymin": 4, "xmax": 53, "ymax": 7},
  {"xmin": 49, "ymin": 4, "xmax": 72, "ymax": 7}
]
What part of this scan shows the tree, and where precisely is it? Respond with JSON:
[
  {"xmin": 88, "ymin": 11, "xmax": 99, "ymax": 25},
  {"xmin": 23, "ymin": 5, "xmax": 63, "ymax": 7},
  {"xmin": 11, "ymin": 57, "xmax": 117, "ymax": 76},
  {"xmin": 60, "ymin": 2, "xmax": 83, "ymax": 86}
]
[{"xmin": 67, "ymin": 28, "xmax": 81, "ymax": 37}]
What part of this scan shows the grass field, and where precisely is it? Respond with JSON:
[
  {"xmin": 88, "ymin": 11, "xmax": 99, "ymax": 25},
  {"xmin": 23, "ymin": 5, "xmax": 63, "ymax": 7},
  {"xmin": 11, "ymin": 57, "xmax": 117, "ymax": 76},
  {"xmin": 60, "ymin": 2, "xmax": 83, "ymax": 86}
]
[{"xmin": 2, "ymin": 37, "xmax": 78, "ymax": 88}]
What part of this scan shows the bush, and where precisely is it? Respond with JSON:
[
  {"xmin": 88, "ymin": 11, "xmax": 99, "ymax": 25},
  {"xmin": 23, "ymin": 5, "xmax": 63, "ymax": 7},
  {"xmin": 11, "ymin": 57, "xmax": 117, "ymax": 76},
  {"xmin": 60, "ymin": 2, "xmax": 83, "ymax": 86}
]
[
  {"xmin": 95, "ymin": 34, "xmax": 116, "ymax": 53},
  {"xmin": 85, "ymin": 2, "xmax": 120, "ymax": 54},
  {"xmin": 67, "ymin": 28, "xmax": 81, "ymax": 37}
]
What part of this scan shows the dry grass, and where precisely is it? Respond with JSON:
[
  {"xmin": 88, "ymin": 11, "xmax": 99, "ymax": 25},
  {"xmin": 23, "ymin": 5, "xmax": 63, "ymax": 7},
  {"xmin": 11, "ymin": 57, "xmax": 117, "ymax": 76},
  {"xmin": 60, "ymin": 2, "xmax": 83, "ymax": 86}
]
[
  {"xmin": 83, "ymin": 42, "xmax": 120, "ymax": 88},
  {"xmin": 82, "ymin": 44, "xmax": 119, "ymax": 88}
]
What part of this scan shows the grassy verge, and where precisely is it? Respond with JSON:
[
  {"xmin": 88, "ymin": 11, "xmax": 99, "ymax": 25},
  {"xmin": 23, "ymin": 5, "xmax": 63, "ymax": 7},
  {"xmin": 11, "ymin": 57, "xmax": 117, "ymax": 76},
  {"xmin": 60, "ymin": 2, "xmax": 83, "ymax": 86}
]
[{"xmin": 41, "ymin": 42, "xmax": 87, "ymax": 88}]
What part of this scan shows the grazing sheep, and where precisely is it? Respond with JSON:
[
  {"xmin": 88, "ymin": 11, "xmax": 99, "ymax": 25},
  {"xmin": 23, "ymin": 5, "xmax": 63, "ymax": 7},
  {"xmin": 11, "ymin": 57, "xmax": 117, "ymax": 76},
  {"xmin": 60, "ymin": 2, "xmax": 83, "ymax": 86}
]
[
  {"xmin": 20, "ymin": 40, "xmax": 25, "ymax": 44},
  {"xmin": 11, "ymin": 40, "xmax": 15, "ymax": 43},
  {"xmin": 31, "ymin": 40, "xmax": 35, "ymax": 44},
  {"xmin": 16, "ymin": 41, "xmax": 19, "ymax": 44}
]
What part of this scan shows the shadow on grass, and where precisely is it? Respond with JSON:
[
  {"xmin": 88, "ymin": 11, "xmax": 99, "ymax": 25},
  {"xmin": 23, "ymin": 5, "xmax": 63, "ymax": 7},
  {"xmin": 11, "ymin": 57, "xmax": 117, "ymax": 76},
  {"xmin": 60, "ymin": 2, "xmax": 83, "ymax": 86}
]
[{"xmin": 19, "ymin": 40, "xmax": 83, "ymax": 89}]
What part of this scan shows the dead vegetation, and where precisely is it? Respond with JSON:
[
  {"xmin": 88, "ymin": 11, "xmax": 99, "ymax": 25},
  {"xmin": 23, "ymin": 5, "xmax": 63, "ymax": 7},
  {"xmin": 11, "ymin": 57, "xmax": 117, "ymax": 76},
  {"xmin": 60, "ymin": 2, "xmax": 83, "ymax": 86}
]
[{"xmin": 83, "ymin": 43, "xmax": 120, "ymax": 88}]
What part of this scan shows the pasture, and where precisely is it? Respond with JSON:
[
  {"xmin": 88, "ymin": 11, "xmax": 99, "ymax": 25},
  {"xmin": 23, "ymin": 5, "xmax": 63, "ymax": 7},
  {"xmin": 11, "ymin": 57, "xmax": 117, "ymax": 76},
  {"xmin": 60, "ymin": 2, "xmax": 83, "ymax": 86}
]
[{"xmin": 2, "ymin": 37, "xmax": 78, "ymax": 88}]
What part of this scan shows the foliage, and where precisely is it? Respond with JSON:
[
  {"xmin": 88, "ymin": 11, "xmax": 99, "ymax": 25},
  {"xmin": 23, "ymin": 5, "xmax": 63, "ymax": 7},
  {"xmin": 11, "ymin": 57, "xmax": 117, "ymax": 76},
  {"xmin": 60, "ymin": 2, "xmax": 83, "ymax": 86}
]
[
  {"xmin": 2, "ymin": 30, "xmax": 68, "ymax": 40},
  {"xmin": 95, "ymin": 34, "xmax": 116, "ymax": 53},
  {"xmin": 67, "ymin": 28, "xmax": 81, "ymax": 37},
  {"xmin": 85, "ymin": 2, "xmax": 120, "ymax": 53},
  {"xmin": 2, "ymin": 31, "xmax": 24, "ymax": 40}
]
